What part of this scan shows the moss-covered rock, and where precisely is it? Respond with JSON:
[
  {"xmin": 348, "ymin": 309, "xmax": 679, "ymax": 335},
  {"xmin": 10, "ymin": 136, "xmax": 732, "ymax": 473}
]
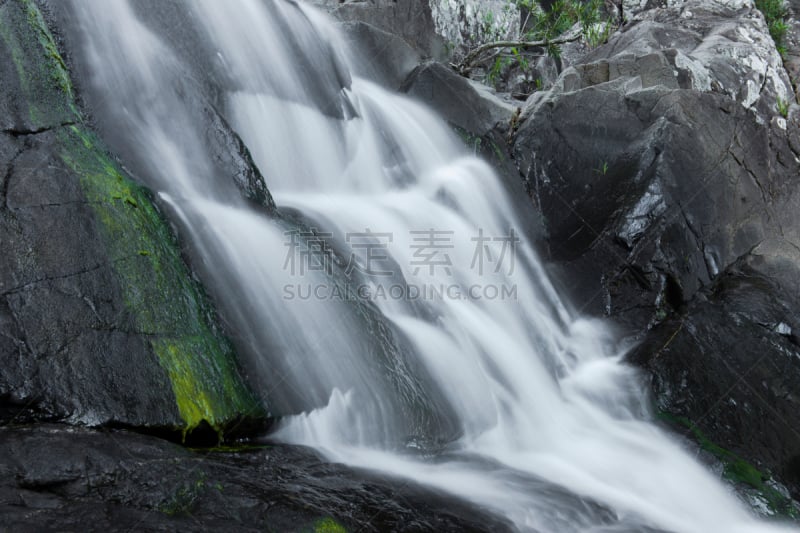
[
  {"xmin": 658, "ymin": 411, "xmax": 800, "ymax": 519},
  {"xmin": 0, "ymin": 0, "xmax": 265, "ymax": 439},
  {"xmin": 0, "ymin": 0, "xmax": 76, "ymax": 131}
]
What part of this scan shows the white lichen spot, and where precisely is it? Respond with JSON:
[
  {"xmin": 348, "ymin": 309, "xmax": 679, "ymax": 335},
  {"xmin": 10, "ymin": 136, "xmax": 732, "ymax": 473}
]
[
  {"xmin": 712, "ymin": 0, "xmax": 753, "ymax": 9},
  {"xmin": 675, "ymin": 51, "xmax": 712, "ymax": 91},
  {"xmin": 774, "ymin": 322, "xmax": 793, "ymax": 336},
  {"xmin": 744, "ymin": 79, "xmax": 761, "ymax": 108}
]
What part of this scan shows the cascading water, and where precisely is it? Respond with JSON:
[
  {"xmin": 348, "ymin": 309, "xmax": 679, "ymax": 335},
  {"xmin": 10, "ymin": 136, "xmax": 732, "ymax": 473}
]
[{"xmin": 63, "ymin": 1, "xmax": 797, "ymax": 531}]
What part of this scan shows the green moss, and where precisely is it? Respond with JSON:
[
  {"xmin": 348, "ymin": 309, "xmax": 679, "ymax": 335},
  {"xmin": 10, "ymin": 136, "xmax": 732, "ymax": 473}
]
[
  {"xmin": 453, "ymin": 126, "xmax": 505, "ymax": 163},
  {"xmin": 458, "ymin": 128, "xmax": 483, "ymax": 153},
  {"xmin": 657, "ymin": 412, "xmax": 799, "ymax": 519},
  {"xmin": 755, "ymin": 0, "xmax": 789, "ymax": 56},
  {"xmin": 313, "ymin": 518, "xmax": 348, "ymax": 533},
  {"xmin": 188, "ymin": 444, "xmax": 271, "ymax": 453},
  {"xmin": 0, "ymin": 0, "xmax": 78, "ymax": 127},
  {"xmin": 60, "ymin": 126, "xmax": 264, "ymax": 435},
  {"xmin": 159, "ymin": 472, "xmax": 210, "ymax": 516}
]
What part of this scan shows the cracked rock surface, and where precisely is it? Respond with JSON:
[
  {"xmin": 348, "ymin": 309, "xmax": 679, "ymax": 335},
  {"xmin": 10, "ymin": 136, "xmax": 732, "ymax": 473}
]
[{"xmin": 0, "ymin": 126, "xmax": 178, "ymax": 429}]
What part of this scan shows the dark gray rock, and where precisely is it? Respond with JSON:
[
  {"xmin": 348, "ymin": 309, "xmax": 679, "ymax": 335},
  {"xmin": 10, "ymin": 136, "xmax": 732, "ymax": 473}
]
[
  {"xmin": 0, "ymin": 423, "xmax": 513, "ymax": 532},
  {"xmin": 402, "ymin": 60, "xmax": 516, "ymax": 139},
  {"xmin": 338, "ymin": 20, "xmax": 422, "ymax": 90},
  {"xmin": 0, "ymin": 134, "xmax": 179, "ymax": 428},
  {"xmin": 513, "ymin": 0, "xmax": 799, "ymax": 329},
  {"xmin": 511, "ymin": 0, "xmax": 800, "ymax": 501},
  {"xmin": 0, "ymin": 0, "xmax": 76, "ymax": 133},
  {"xmin": 630, "ymin": 260, "xmax": 800, "ymax": 501},
  {"xmin": 786, "ymin": 0, "xmax": 800, "ymax": 94},
  {"xmin": 320, "ymin": 0, "xmax": 446, "ymax": 58},
  {"xmin": 202, "ymin": 106, "xmax": 275, "ymax": 210}
]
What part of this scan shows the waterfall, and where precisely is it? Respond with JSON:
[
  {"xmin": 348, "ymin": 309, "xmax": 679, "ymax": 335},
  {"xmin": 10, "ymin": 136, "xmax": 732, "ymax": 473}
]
[{"xmin": 63, "ymin": 1, "xmax": 795, "ymax": 531}]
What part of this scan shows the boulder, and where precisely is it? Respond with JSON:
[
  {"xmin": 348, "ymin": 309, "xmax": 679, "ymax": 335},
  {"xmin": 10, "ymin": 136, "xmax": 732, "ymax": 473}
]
[
  {"xmin": 630, "ymin": 259, "xmax": 800, "ymax": 503},
  {"xmin": 511, "ymin": 0, "xmax": 800, "ymax": 500},
  {"xmin": 338, "ymin": 20, "xmax": 422, "ymax": 90},
  {"xmin": 402, "ymin": 60, "xmax": 517, "ymax": 139},
  {"xmin": 318, "ymin": 0, "xmax": 446, "ymax": 58},
  {"xmin": 513, "ymin": 0, "xmax": 798, "ymax": 328}
]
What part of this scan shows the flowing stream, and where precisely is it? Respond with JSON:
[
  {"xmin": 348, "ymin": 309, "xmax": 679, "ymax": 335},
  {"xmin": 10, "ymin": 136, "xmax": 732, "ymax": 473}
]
[{"xmin": 64, "ymin": 1, "xmax": 797, "ymax": 531}]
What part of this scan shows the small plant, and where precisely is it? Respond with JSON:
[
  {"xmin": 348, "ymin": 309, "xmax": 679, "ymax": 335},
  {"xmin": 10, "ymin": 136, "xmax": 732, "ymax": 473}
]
[
  {"xmin": 585, "ymin": 21, "xmax": 614, "ymax": 49},
  {"xmin": 593, "ymin": 160, "xmax": 609, "ymax": 175},
  {"xmin": 454, "ymin": 0, "xmax": 617, "ymax": 79},
  {"xmin": 777, "ymin": 97, "xmax": 789, "ymax": 118},
  {"xmin": 159, "ymin": 472, "xmax": 212, "ymax": 516},
  {"xmin": 755, "ymin": 0, "xmax": 789, "ymax": 56}
]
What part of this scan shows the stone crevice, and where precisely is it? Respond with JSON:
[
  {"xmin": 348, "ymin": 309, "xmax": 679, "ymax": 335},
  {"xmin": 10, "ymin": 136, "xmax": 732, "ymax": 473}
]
[
  {"xmin": 0, "ymin": 122, "xmax": 77, "ymax": 138},
  {"xmin": 0, "ymin": 262, "xmax": 108, "ymax": 297},
  {"xmin": 1, "ymin": 145, "xmax": 25, "ymax": 210}
]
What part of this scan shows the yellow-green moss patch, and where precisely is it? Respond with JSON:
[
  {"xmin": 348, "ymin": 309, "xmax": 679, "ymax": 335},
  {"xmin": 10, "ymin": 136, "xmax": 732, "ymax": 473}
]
[
  {"xmin": 60, "ymin": 126, "xmax": 264, "ymax": 435},
  {"xmin": 0, "ymin": 0, "xmax": 78, "ymax": 127}
]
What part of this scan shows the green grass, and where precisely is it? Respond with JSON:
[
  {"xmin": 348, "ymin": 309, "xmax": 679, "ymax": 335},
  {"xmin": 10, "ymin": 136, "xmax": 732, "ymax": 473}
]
[
  {"xmin": 755, "ymin": 0, "xmax": 789, "ymax": 56},
  {"xmin": 658, "ymin": 412, "xmax": 799, "ymax": 519},
  {"xmin": 777, "ymin": 97, "xmax": 789, "ymax": 118}
]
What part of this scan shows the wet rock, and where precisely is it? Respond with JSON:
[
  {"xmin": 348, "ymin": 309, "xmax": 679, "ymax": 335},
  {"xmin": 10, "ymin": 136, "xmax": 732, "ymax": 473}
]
[
  {"xmin": 0, "ymin": 423, "xmax": 512, "ymax": 532},
  {"xmin": 402, "ymin": 61, "xmax": 516, "ymax": 139},
  {"xmin": 630, "ymin": 261, "xmax": 800, "ymax": 500},
  {"xmin": 0, "ymin": 0, "xmax": 264, "ymax": 437},
  {"xmin": 45, "ymin": 0, "xmax": 278, "ymax": 209},
  {"xmin": 319, "ymin": 0, "xmax": 445, "ymax": 58},
  {"xmin": 338, "ymin": 20, "xmax": 422, "ymax": 90},
  {"xmin": 202, "ymin": 106, "xmax": 275, "ymax": 210}
]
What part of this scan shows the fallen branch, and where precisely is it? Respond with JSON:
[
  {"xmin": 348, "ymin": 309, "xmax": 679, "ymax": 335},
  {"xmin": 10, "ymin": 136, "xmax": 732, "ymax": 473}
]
[{"xmin": 452, "ymin": 33, "xmax": 582, "ymax": 75}]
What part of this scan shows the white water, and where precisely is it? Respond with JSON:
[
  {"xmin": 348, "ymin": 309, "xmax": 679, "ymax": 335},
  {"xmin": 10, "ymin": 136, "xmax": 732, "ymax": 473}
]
[{"xmin": 69, "ymin": 1, "xmax": 796, "ymax": 531}]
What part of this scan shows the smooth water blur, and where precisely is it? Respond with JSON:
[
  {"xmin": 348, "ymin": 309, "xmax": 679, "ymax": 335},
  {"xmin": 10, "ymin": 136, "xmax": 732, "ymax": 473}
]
[{"xmin": 69, "ymin": 0, "xmax": 798, "ymax": 531}]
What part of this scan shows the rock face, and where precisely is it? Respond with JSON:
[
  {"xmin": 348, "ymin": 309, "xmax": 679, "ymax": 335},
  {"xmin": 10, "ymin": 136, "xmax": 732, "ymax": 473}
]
[
  {"xmin": 316, "ymin": 0, "xmax": 445, "ymax": 58},
  {"xmin": 512, "ymin": 0, "xmax": 800, "ymax": 500},
  {"xmin": 338, "ymin": 20, "xmax": 422, "ymax": 91},
  {"xmin": 0, "ymin": 423, "xmax": 512, "ymax": 532},
  {"xmin": 402, "ymin": 61, "xmax": 517, "ymax": 140},
  {"xmin": 629, "ymin": 260, "xmax": 800, "ymax": 502},
  {"xmin": 0, "ymin": 0, "xmax": 264, "ymax": 439}
]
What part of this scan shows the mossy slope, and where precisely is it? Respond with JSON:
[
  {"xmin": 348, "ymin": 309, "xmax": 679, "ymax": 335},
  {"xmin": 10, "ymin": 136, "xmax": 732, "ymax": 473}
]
[{"xmin": 1, "ymin": 0, "xmax": 264, "ymax": 437}]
